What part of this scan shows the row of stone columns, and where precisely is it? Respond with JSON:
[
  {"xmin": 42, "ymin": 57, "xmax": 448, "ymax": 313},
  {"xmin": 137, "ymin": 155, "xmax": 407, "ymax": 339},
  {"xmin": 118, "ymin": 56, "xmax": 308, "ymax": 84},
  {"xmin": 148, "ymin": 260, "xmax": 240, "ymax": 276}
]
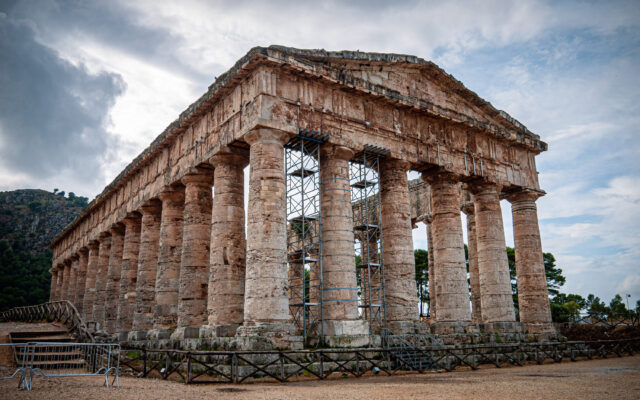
[
  {"xmin": 50, "ymin": 127, "xmax": 551, "ymax": 343},
  {"xmin": 423, "ymin": 172, "xmax": 552, "ymax": 333}
]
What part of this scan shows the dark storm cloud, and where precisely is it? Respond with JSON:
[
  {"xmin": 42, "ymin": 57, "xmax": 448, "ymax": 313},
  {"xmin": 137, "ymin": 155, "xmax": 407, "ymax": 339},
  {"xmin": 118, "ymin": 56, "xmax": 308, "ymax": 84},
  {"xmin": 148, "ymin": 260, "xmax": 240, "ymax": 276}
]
[
  {"xmin": 0, "ymin": 12, "xmax": 125, "ymax": 180},
  {"xmin": 3, "ymin": 0, "xmax": 215, "ymax": 84}
]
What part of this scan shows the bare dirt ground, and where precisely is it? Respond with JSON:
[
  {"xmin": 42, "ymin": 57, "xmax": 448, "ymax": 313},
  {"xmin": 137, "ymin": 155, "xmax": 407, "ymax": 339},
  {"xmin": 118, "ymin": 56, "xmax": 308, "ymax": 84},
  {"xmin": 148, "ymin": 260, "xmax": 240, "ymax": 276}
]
[{"xmin": 0, "ymin": 354, "xmax": 638, "ymax": 400}]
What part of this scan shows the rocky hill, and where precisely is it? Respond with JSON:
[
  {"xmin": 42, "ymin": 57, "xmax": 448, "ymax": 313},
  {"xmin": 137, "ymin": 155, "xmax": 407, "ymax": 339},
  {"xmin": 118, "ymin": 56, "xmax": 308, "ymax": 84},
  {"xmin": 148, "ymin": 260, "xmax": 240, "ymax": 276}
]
[
  {"xmin": 0, "ymin": 189, "xmax": 88, "ymax": 253},
  {"xmin": 0, "ymin": 189, "xmax": 88, "ymax": 311}
]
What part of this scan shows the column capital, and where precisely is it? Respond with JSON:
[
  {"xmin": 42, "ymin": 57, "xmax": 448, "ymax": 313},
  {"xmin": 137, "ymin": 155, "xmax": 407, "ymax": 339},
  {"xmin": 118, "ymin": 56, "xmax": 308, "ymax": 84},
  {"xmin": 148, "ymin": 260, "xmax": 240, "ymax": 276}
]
[
  {"xmin": 140, "ymin": 199, "xmax": 162, "ymax": 215},
  {"xmin": 181, "ymin": 167, "xmax": 214, "ymax": 186},
  {"xmin": 467, "ymin": 179, "xmax": 501, "ymax": 195},
  {"xmin": 78, "ymin": 247, "xmax": 89, "ymax": 255},
  {"xmin": 210, "ymin": 147, "xmax": 250, "ymax": 168},
  {"xmin": 505, "ymin": 188, "xmax": 545, "ymax": 203},
  {"xmin": 109, "ymin": 223, "xmax": 125, "ymax": 236},
  {"xmin": 245, "ymin": 128, "xmax": 292, "ymax": 146},
  {"xmin": 123, "ymin": 212, "xmax": 142, "ymax": 227},
  {"xmin": 421, "ymin": 169, "xmax": 461, "ymax": 185},
  {"xmin": 98, "ymin": 231, "xmax": 111, "ymax": 241},
  {"xmin": 159, "ymin": 185, "xmax": 185, "ymax": 203},
  {"xmin": 320, "ymin": 143, "xmax": 355, "ymax": 161},
  {"xmin": 461, "ymin": 202, "xmax": 475, "ymax": 215},
  {"xmin": 70, "ymin": 253, "xmax": 80, "ymax": 262},
  {"xmin": 382, "ymin": 157, "xmax": 411, "ymax": 171},
  {"xmin": 87, "ymin": 240, "xmax": 100, "ymax": 250}
]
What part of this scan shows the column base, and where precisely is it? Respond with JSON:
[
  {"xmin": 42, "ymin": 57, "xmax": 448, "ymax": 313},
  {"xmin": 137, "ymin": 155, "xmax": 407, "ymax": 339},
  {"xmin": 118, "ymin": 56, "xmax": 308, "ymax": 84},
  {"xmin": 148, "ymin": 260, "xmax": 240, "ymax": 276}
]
[
  {"xmin": 146, "ymin": 328, "xmax": 173, "ymax": 340},
  {"xmin": 127, "ymin": 330, "xmax": 149, "ymax": 341},
  {"xmin": 234, "ymin": 322, "xmax": 302, "ymax": 350},
  {"xmin": 322, "ymin": 320, "xmax": 369, "ymax": 336},
  {"xmin": 199, "ymin": 324, "xmax": 240, "ymax": 338},
  {"xmin": 388, "ymin": 320, "xmax": 433, "ymax": 335},
  {"xmin": 431, "ymin": 321, "xmax": 479, "ymax": 335},
  {"xmin": 170, "ymin": 326, "xmax": 202, "ymax": 340},
  {"xmin": 116, "ymin": 331, "xmax": 131, "ymax": 342},
  {"xmin": 479, "ymin": 321, "xmax": 524, "ymax": 334},
  {"xmin": 524, "ymin": 322, "xmax": 556, "ymax": 335}
]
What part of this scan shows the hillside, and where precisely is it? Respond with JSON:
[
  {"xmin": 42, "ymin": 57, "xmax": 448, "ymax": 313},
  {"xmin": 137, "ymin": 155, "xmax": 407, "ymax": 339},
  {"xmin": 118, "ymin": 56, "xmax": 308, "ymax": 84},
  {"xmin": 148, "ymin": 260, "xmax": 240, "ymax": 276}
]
[{"xmin": 0, "ymin": 189, "xmax": 88, "ymax": 311}]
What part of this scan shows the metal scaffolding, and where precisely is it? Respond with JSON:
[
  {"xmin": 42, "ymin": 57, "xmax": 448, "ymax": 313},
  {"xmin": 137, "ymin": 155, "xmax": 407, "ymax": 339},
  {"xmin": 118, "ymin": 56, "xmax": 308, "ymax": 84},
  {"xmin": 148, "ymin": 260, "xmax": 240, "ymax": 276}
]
[
  {"xmin": 350, "ymin": 145, "xmax": 389, "ymax": 335},
  {"xmin": 285, "ymin": 128, "xmax": 328, "ymax": 344}
]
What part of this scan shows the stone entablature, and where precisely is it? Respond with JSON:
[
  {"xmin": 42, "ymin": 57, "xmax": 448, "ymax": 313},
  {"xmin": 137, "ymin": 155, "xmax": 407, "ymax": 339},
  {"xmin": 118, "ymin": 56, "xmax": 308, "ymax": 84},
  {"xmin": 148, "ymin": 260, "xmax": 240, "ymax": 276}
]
[{"xmin": 49, "ymin": 46, "xmax": 554, "ymax": 346}]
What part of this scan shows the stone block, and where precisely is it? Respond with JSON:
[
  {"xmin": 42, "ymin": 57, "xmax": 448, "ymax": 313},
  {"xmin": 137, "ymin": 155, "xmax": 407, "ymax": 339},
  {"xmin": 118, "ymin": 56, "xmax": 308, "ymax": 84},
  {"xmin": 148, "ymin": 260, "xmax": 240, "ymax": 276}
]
[
  {"xmin": 322, "ymin": 320, "xmax": 369, "ymax": 336},
  {"xmin": 170, "ymin": 326, "xmax": 201, "ymax": 340},
  {"xmin": 146, "ymin": 329, "xmax": 173, "ymax": 340}
]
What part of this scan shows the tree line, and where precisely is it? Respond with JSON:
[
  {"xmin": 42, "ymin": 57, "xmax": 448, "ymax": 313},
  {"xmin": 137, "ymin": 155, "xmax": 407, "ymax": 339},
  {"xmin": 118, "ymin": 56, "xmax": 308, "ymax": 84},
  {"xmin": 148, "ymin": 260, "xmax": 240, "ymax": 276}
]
[{"xmin": 415, "ymin": 247, "xmax": 640, "ymax": 323}]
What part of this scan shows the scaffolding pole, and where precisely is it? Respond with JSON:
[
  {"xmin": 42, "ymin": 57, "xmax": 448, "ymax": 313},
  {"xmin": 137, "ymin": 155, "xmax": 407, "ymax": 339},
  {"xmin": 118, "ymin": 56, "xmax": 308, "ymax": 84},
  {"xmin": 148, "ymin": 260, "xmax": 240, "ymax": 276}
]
[
  {"xmin": 350, "ymin": 145, "xmax": 389, "ymax": 335},
  {"xmin": 285, "ymin": 129, "xmax": 328, "ymax": 345}
]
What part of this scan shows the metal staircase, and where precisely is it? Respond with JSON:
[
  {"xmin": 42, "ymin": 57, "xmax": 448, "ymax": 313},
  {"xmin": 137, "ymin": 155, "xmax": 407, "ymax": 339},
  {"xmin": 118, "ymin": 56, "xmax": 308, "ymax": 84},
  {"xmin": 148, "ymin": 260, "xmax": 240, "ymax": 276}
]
[{"xmin": 382, "ymin": 326, "xmax": 444, "ymax": 372}]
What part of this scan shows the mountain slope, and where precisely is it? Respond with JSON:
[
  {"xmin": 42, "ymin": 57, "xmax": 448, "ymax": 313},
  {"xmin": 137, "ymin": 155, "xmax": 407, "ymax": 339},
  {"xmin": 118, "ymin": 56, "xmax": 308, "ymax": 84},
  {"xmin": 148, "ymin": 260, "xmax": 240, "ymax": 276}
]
[{"xmin": 0, "ymin": 189, "xmax": 88, "ymax": 311}]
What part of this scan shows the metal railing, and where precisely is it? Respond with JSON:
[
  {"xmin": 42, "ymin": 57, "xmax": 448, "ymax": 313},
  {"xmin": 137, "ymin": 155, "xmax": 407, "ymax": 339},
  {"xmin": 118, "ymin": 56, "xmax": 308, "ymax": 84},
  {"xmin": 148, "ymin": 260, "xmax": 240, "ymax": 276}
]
[
  {"xmin": 118, "ymin": 338, "xmax": 640, "ymax": 384},
  {"xmin": 0, "ymin": 301, "xmax": 94, "ymax": 343},
  {"xmin": 0, "ymin": 343, "xmax": 30, "ymax": 389},
  {"xmin": 0, "ymin": 342, "xmax": 119, "ymax": 390}
]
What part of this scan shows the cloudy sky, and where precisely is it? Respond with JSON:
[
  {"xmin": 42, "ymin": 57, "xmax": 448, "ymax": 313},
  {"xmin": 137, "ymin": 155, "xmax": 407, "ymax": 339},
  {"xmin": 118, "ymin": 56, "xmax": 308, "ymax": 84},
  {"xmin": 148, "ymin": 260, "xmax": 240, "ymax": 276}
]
[{"xmin": 1, "ymin": 0, "xmax": 638, "ymax": 305}]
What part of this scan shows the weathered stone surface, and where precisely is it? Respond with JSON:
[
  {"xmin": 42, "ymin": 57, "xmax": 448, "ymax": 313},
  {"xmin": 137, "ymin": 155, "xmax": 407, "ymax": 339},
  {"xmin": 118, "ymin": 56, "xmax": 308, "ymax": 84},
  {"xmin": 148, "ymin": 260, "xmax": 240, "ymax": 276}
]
[
  {"xmin": 470, "ymin": 182, "xmax": 515, "ymax": 323},
  {"xmin": 117, "ymin": 213, "xmax": 142, "ymax": 333},
  {"xmin": 243, "ymin": 129, "xmax": 291, "ymax": 327},
  {"xmin": 132, "ymin": 200, "xmax": 162, "ymax": 332},
  {"xmin": 424, "ymin": 172, "xmax": 471, "ymax": 322},
  {"xmin": 82, "ymin": 241, "xmax": 99, "ymax": 321},
  {"xmin": 49, "ymin": 269, "xmax": 58, "ymax": 302},
  {"xmin": 176, "ymin": 171, "xmax": 213, "ymax": 332},
  {"xmin": 74, "ymin": 248, "xmax": 89, "ymax": 315},
  {"xmin": 462, "ymin": 201, "xmax": 482, "ymax": 324},
  {"xmin": 208, "ymin": 153, "xmax": 248, "ymax": 331},
  {"xmin": 425, "ymin": 216, "xmax": 436, "ymax": 320},
  {"xmin": 507, "ymin": 190, "xmax": 553, "ymax": 331},
  {"xmin": 93, "ymin": 234, "xmax": 111, "ymax": 327},
  {"xmin": 381, "ymin": 159, "xmax": 418, "ymax": 332},
  {"xmin": 154, "ymin": 186, "xmax": 185, "ymax": 331},
  {"xmin": 320, "ymin": 144, "xmax": 365, "ymax": 334},
  {"xmin": 105, "ymin": 224, "xmax": 125, "ymax": 333}
]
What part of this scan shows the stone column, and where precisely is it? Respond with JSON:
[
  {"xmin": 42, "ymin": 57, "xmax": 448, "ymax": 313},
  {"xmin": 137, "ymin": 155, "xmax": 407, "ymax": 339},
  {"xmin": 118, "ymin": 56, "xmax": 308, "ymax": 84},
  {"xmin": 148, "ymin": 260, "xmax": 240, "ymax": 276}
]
[
  {"xmin": 117, "ymin": 213, "xmax": 142, "ymax": 337},
  {"xmin": 462, "ymin": 201, "xmax": 482, "ymax": 324},
  {"xmin": 62, "ymin": 259, "xmax": 73, "ymax": 301},
  {"xmin": 423, "ymin": 173, "xmax": 473, "ymax": 333},
  {"xmin": 173, "ymin": 170, "xmax": 214, "ymax": 339},
  {"xmin": 425, "ymin": 216, "xmax": 436, "ymax": 320},
  {"xmin": 381, "ymin": 159, "xmax": 418, "ymax": 333},
  {"xmin": 69, "ymin": 256, "xmax": 79, "ymax": 305},
  {"xmin": 93, "ymin": 233, "xmax": 111, "ymax": 328},
  {"xmin": 50, "ymin": 269, "xmax": 58, "ymax": 302},
  {"xmin": 320, "ymin": 144, "xmax": 368, "ymax": 337},
  {"xmin": 238, "ymin": 128, "xmax": 295, "ymax": 349},
  {"xmin": 207, "ymin": 153, "xmax": 247, "ymax": 337},
  {"xmin": 54, "ymin": 265, "xmax": 63, "ymax": 301},
  {"xmin": 74, "ymin": 248, "xmax": 89, "ymax": 316},
  {"xmin": 151, "ymin": 186, "xmax": 185, "ymax": 337},
  {"xmin": 82, "ymin": 241, "xmax": 100, "ymax": 322},
  {"xmin": 470, "ymin": 182, "xmax": 516, "ymax": 327},
  {"xmin": 132, "ymin": 200, "xmax": 162, "ymax": 336},
  {"xmin": 105, "ymin": 224, "xmax": 125, "ymax": 333},
  {"xmin": 507, "ymin": 190, "xmax": 554, "ymax": 333}
]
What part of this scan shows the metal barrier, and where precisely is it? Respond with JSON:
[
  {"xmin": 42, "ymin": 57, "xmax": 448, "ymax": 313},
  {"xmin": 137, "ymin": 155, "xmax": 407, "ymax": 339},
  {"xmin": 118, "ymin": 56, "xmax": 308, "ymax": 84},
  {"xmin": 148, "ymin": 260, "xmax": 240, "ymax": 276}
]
[
  {"xmin": 119, "ymin": 338, "xmax": 640, "ymax": 384},
  {"xmin": 0, "ymin": 343, "xmax": 30, "ymax": 390},
  {"xmin": 1, "ymin": 342, "xmax": 119, "ymax": 390}
]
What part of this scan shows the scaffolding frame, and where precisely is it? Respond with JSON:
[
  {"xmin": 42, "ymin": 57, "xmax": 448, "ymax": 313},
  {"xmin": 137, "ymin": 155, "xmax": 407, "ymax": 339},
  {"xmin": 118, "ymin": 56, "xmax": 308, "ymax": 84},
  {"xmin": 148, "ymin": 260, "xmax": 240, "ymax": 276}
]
[
  {"xmin": 285, "ymin": 128, "xmax": 328, "ymax": 345},
  {"xmin": 350, "ymin": 145, "xmax": 390, "ymax": 335}
]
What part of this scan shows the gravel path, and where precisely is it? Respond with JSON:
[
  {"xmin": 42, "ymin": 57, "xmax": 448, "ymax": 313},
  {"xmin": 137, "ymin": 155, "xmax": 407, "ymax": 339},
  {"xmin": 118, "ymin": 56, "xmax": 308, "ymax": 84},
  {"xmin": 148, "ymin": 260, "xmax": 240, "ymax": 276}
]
[{"xmin": 1, "ymin": 354, "xmax": 638, "ymax": 399}]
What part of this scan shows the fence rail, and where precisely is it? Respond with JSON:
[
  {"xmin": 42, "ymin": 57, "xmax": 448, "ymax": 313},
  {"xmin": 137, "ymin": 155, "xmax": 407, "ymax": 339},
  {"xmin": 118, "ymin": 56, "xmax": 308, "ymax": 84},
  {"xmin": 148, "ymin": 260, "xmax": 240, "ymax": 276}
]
[
  {"xmin": 119, "ymin": 338, "xmax": 640, "ymax": 384},
  {"xmin": 0, "ymin": 342, "xmax": 119, "ymax": 390},
  {"xmin": 0, "ymin": 301, "xmax": 93, "ymax": 343}
]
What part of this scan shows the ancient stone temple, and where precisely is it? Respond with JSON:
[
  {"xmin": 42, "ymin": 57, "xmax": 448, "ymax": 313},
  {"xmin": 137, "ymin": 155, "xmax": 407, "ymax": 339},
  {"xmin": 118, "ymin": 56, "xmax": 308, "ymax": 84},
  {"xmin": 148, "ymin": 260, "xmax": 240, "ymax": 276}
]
[{"xmin": 49, "ymin": 46, "xmax": 554, "ymax": 349}]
